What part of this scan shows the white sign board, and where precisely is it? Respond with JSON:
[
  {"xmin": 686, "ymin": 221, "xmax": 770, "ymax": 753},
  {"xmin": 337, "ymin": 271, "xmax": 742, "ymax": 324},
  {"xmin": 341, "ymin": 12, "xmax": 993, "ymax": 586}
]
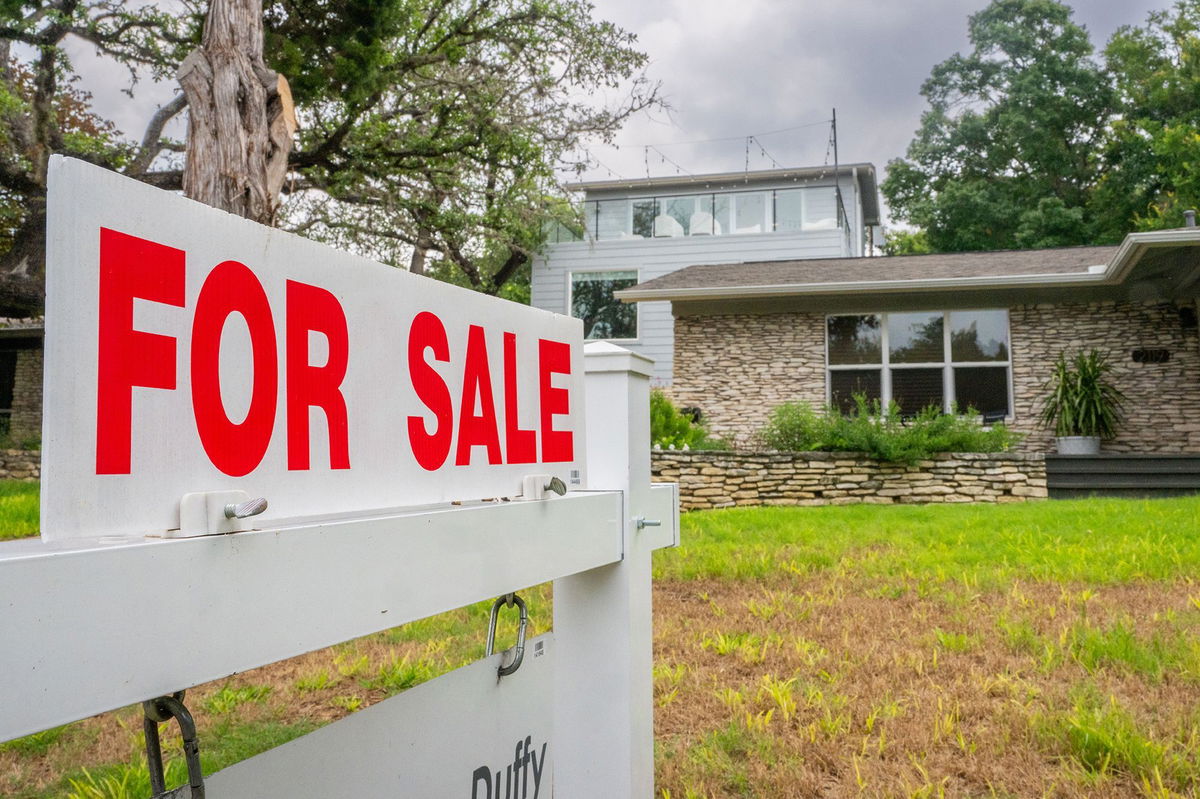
[
  {"xmin": 206, "ymin": 634, "xmax": 554, "ymax": 798},
  {"xmin": 42, "ymin": 157, "xmax": 586, "ymax": 539}
]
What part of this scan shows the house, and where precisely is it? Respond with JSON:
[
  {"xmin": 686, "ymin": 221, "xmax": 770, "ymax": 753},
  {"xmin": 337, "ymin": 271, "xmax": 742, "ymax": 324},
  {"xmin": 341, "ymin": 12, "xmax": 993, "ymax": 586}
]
[
  {"xmin": 530, "ymin": 164, "xmax": 881, "ymax": 384},
  {"xmin": 0, "ymin": 319, "xmax": 42, "ymax": 444},
  {"xmin": 615, "ymin": 229, "xmax": 1200, "ymax": 455}
]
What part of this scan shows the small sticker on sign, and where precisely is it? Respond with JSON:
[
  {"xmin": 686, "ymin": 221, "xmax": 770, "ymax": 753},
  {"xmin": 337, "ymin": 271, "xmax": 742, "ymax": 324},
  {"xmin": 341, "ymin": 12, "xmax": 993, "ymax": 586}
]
[
  {"xmin": 569, "ymin": 469, "xmax": 581, "ymax": 485},
  {"xmin": 534, "ymin": 640, "xmax": 545, "ymax": 658}
]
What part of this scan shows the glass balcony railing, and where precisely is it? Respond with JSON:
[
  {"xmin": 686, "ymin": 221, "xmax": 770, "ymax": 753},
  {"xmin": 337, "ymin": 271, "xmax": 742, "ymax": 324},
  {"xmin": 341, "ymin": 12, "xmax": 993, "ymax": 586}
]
[{"xmin": 547, "ymin": 186, "xmax": 844, "ymax": 243}]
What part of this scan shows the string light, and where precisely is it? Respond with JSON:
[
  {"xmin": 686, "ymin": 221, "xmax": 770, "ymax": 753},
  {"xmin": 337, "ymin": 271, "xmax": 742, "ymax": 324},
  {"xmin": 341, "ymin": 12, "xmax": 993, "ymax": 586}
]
[
  {"xmin": 582, "ymin": 149, "xmax": 624, "ymax": 180},
  {"xmin": 579, "ymin": 116, "xmax": 841, "ymax": 182},
  {"xmin": 648, "ymin": 145, "xmax": 694, "ymax": 177},
  {"xmin": 617, "ymin": 118, "xmax": 832, "ymax": 149}
]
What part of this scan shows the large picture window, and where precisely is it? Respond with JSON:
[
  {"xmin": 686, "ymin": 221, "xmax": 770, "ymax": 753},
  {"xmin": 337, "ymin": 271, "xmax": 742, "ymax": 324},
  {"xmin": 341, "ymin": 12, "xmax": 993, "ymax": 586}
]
[
  {"xmin": 570, "ymin": 270, "xmax": 638, "ymax": 340},
  {"xmin": 826, "ymin": 310, "xmax": 1011, "ymax": 419}
]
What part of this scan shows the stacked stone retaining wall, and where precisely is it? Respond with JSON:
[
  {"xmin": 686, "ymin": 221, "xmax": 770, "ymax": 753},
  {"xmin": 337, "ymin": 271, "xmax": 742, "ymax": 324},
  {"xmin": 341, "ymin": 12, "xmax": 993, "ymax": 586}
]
[
  {"xmin": 652, "ymin": 451, "xmax": 1046, "ymax": 511},
  {"xmin": 0, "ymin": 449, "xmax": 39, "ymax": 481}
]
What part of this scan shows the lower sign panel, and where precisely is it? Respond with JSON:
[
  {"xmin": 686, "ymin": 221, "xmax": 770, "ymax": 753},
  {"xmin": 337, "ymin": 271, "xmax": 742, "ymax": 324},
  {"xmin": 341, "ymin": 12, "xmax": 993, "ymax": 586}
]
[{"xmin": 206, "ymin": 634, "xmax": 553, "ymax": 798}]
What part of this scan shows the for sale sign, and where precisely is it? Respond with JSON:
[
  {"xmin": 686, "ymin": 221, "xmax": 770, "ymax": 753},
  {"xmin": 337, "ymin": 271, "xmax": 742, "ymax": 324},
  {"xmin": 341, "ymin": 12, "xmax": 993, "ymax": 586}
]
[{"xmin": 42, "ymin": 157, "xmax": 586, "ymax": 540}]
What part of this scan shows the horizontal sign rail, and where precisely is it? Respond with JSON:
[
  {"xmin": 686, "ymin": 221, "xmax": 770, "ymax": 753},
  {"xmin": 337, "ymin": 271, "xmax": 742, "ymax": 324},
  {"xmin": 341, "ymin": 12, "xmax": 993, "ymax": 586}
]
[{"xmin": 0, "ymin": 491, "xmax": 621, "ymax": 741}]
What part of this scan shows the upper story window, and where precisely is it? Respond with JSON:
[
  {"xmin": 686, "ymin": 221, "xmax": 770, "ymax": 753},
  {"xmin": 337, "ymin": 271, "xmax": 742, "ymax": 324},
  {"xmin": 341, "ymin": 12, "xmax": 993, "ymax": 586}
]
[
  {"xmin": 570, "ymin": 270, "xmax": 638, "ymax": 340},
  {"xmin": 578, "ymin": 186, "xmax": 840, "ymax": 241},
  {"xmin": 825, "ymin": 310, "xmax": 1011, "ymax": 420}
]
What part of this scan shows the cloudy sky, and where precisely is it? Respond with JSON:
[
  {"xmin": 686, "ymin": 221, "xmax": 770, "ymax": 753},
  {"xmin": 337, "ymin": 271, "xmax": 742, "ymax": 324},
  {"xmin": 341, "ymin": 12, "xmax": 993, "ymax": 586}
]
[
  {"xmin": 71, "ymin": 0, "xmax": 1172, "ymax": 226},
  {"xmin": 575, "ymin": 0, "xmax": 1170, "ymax": 220}
]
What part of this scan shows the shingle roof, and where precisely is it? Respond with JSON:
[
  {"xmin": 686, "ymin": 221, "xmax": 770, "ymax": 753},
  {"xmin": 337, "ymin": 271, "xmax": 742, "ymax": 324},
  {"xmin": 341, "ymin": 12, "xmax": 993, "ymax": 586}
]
[{"xmin": 626, "ymin": 245, "xmax": 1119, "ymax": 295}]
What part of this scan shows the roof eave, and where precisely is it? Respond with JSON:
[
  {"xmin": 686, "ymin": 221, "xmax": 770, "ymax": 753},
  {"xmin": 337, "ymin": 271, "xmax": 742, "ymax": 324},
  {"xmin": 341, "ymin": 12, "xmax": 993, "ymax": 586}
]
[
  {"xmin": 564, "ymin": 162, "xmax": 876, "ymax": 194},
  {"xmin": 615, "ymin": 270, "xmax": 1112, "ymax": 303},
  {"xmin": 615, "ymin": 227, "xmax": 1200, "ymax": 304}
]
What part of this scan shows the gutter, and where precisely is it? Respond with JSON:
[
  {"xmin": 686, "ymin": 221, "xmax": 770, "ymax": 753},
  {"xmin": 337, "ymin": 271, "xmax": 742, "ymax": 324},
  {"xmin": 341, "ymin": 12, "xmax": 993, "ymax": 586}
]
[{"xmin": 615, "ymin": 228, "xmax": 1200, "ymax": 303}]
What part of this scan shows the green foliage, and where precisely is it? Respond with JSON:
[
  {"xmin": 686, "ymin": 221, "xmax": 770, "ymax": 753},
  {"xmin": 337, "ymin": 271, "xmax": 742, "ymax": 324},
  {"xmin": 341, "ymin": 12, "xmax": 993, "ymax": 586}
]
[
  {"xmin": 883, "ymin": 0, "xmax": 1200, "ymax": 252},
  {"xmin": 653, "ymin": 496, "xmax": 1200, "ymax": 584},
  {"xmin": 0, "ymin": 0, "xmax": 660, "ymax": 314},
  {"xmin": 882, "ymin": 0, "xmax": 1112, "ymax": 252},
  {"xmin": 65, "ymin": 761, "xmax": 190, "ymax": 799},
  {"xmin": 362, "ymin": 655, "xmax": 435, "ymax": 695},
  {"xmin": 1102, "ymin": 1, "xmax": 1200, "ymax": 234},
  {"xmin": 264, "ymin": 0, "xmax": 661, "ymax": 294},
  {"xmin": 881, "ymin": 228, "xmax": 932, "ymax": 256},
  {"xmin": 202, "ymin": 684, "xmax": 271, "ymax": 714},
  {"xmin": 650, "ymin": 389, "xmax": 726, "ymax": 451},
  {"xmin": 0, "ymin": 724, "xmax": 68, "ymax": 755},
  {"xmin": 57, "ymin": 719, "xmax": 318, "ymax": 799},
  {"xmin": 1063, "ymin": 618, "xmax": 1199, "ymax": 680},
  {"xmin": 0, "ymin": 478, "xmax": 38, "ymax": 540},
  {"xmin": 1036, "ymin": 687, "xmax": 1200, "ymax": 789},
  {"xmin": 756, "ymin": 395, "xmax": 1019, "ymax": 462},
  {"xmin": 1038, "ymin": 350, "xmax": 1126, "ymax": 438}
]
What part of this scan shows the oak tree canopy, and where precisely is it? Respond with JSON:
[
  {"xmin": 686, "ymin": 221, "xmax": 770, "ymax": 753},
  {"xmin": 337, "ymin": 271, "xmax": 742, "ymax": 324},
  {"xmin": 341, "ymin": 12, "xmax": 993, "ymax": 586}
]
[{"xmin": 0, "ymin": 0, "xmax": 659, "ymax": 315}]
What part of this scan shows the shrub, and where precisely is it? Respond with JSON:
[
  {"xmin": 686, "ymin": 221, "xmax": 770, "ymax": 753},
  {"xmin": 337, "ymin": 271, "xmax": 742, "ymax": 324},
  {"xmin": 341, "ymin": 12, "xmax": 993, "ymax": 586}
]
[
  {"xmin": 756, "ymin": 394, "xmax": 1020, "ymax": 462},
  {"xmin": 1038, "ymin": 350, "xmax": 1126, "ymax": 438},
  {"xmin": 650, "ymin": 390, "xmax": 727, "ymax": 450}
]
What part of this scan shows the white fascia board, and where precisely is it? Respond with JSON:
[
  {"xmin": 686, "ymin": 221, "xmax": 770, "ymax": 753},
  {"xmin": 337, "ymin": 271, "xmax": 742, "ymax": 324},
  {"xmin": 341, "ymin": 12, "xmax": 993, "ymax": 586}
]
[
  {"xmin": 615, "ymin": 269, "xmax": 1110, "ymax": 302},
  {"xmin": 616, "ymin": 228, "xmax": 1200, "ymax": 303}
]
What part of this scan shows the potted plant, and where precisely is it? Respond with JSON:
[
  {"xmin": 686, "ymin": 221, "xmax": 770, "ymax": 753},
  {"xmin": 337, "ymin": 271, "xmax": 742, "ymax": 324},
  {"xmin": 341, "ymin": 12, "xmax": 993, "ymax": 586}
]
[{"xmin": 1038, "ymin": 350, "xmax": 1126, "ymax": 455}]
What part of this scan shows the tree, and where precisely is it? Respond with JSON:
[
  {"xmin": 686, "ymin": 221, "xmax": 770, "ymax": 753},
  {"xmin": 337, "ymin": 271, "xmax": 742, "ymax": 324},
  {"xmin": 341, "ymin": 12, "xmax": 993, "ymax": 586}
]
[
  {"xmin": 0, "ymin": 0, "xmax": 658, "ymax": 315},
  {"xmin": 1099, "ymin": 1, "xmax": 1200, "ymax": 236},
  {"xmin": 179, "ymin": 0, "xmax": 295, "ymax": 223},
  {"xmin": 882, "ymin": 0, "xmax": 1113, "ymax": 253},
  {"xmin": 0, "ymin": 0, "xmax": 197, "ymax": 314}
]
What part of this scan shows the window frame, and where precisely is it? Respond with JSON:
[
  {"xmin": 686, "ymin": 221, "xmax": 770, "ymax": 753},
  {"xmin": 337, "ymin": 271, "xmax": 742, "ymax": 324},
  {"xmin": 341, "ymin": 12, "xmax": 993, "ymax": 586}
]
[
  {"xmin": 824, "ymin": 309, "xmax": 1013, "ymax": 420},
  {"xmin": 580, "ymin": 185, "xmax": 845, "ymax": 241},
  {"xmin": 566, "ymin": 267, "xmax": 641, "ymax": 342},
  {"xmin": 773, "ymin": 186, "xmax": 839, "ymax": 233}
]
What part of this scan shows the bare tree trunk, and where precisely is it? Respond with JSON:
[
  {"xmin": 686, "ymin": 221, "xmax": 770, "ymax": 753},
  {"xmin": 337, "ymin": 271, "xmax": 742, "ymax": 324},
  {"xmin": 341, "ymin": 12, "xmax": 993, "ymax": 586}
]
[{"xmin": 178, "ymin": 0, "xmax": 296, "ymax": 224}]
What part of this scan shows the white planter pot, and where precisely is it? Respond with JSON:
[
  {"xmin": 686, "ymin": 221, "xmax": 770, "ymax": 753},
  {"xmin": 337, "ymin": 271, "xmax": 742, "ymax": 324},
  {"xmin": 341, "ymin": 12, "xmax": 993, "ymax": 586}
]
[{"xmin": 1056, "ymin": 436, "xmax": 1101, "ymax": 455}]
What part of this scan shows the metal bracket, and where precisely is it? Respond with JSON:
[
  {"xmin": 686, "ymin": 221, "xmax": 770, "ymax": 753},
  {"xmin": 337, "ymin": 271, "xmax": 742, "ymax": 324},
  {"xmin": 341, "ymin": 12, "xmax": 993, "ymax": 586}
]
[
  {"xmin": 143, "ymin": 692, "xmax": 205, "ymax": 798},
  {"xmin": 519, "ymin": 474, "xmax": 568, "ymax": 501},
  {"xmin": 174, "ymin": 491, "xmax": 268, "ymax": 538},
  {"xmin": 485, "ymin": 593, "xmax": 528, "ymax": 678}
]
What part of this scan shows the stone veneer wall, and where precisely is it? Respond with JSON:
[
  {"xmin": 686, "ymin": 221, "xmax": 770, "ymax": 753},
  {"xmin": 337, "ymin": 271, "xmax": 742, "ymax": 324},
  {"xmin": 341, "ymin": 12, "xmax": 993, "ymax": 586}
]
[
  {"xmin": 671, "ymin": 311, "xmax": 825, "ymax": 447},
  {"xmin": 652, "ymin": 451, "xmax": 1046, "ymax": 511},
  {"xmin": 1008, "ymin": 300, "xmax": 1200, "ymax": 453},
  {"xmin": 10, "ymin": 348, "xmax": 42, "ymax": 441},
  {"xmin": 0, "ymin": 448, "xmax": 39, "ymax": 481},
  {"xmin": 671, "ymin": 299, "xmax": 1200, "ymax": 453}
]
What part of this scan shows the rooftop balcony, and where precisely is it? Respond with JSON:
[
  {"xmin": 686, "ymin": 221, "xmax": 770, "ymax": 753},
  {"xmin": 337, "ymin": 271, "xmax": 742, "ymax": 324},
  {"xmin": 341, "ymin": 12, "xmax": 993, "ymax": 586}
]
[{"xmin": 547, "ymin": 185, "xmax": 847, "ymax": 247}]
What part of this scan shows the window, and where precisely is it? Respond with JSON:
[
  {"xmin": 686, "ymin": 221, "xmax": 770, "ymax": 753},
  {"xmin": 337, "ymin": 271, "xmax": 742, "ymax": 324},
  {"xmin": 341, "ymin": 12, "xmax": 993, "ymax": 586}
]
[
  {"xmin": 826, "ymin": 310, "xmax": 1011, "ymax": 419},
  {"xmin": 578, "ymin": 187, "xmax": 843, "ymax": 240},
  {"xmin": 570, "ymin": 271, "xmax": 638, "ymax": 340},
  {"xmin": 774, "ymin": 187, "xmax": 839, "ymax": 232}
]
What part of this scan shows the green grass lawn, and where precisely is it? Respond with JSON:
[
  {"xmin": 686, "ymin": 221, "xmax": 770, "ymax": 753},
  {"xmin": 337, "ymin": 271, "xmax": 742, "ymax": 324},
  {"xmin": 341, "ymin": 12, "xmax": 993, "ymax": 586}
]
[
  {"xmin": 652, "ymin": 496, "xmax": 1200, "ymax": 798},
  {"xmin": 658, "ymin": 496, "xmax": 1200, "ymax": 585},
  {"xmin": 4, "ymin": 492, "xmax": 1200, "ymax": 797},
  {"xmin": 0, "ymin": 480, "xmax": 38, "ymax": 541}
]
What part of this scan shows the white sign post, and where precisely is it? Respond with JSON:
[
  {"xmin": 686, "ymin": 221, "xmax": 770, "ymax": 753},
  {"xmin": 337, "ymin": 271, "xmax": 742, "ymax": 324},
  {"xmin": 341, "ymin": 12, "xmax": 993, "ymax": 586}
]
[{"xmin": 0, "ymin": 157, "xmax": 678, "ymax": 798}]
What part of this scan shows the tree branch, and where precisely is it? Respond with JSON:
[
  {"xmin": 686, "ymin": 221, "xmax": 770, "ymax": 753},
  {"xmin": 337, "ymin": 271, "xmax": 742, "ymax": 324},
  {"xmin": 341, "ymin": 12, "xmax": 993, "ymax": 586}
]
[{"xmin": 127, "ymin": 93, "xmax": 187, "ymax": 176}]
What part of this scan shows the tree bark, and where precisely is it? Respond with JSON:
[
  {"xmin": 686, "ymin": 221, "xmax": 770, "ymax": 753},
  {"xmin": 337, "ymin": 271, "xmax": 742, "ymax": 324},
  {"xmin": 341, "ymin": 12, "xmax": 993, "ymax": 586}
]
[
  {"xmin": 0, "ymin": 209, "xmax": 47, "ymax": 317},
  {"xmin": 178, "ymin": 0, "xmax": 295, "ymax": 223}
]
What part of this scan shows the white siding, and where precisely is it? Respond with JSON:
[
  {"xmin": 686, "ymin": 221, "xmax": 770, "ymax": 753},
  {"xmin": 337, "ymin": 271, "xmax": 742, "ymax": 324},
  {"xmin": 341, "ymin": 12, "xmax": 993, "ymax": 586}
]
[{"xmin": 532, "ymin": 228, "xmax": 850, "ymax": 384}]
